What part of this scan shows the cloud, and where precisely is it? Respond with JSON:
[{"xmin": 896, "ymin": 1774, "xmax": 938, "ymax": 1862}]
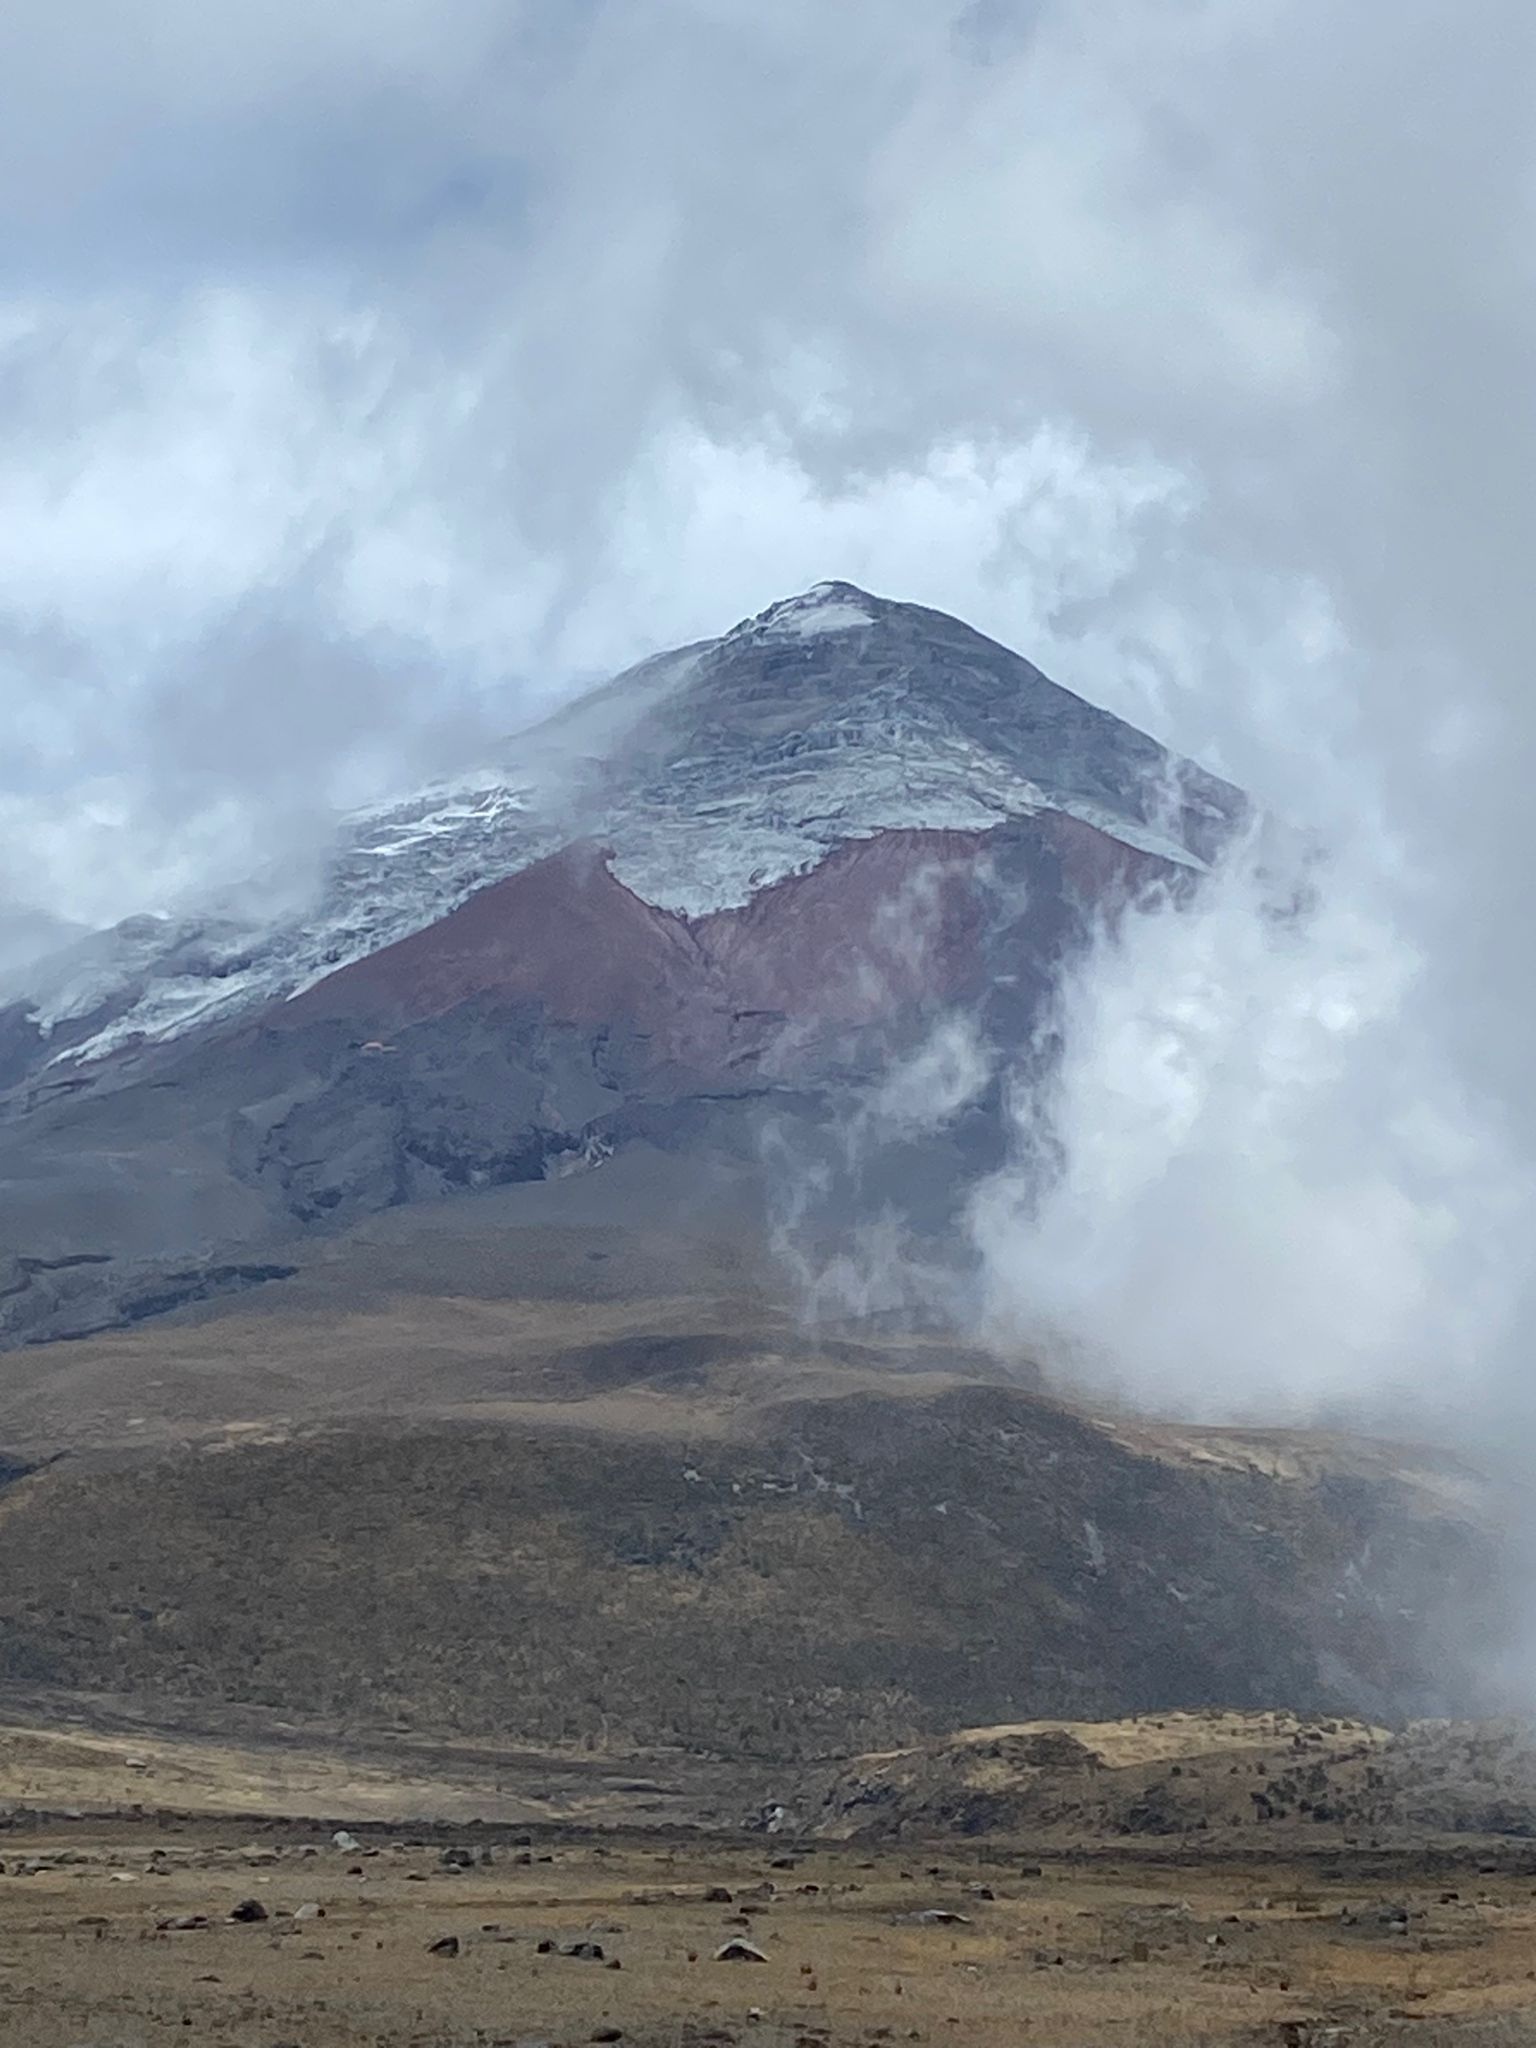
[
  {"xmin": 869, "ymin": 1017, "xmax": 994, "ymax": 1142},
  {"xmin": 2, "ymin": 1, "xmax": 1535, "ymax": 1483},
  {"xmin": 0, "ymin": 0, "xmax": 1322, "ymax": 928},
  {"xmin": 970, "ymin": 830, "xmax": 1534, "ymax": 1429}
]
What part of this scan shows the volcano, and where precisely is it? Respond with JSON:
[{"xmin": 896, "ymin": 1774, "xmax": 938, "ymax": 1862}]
[
  {"xmin": 0, "ymin": 587, "xmax": 1503, "ymax": 1755},
  {"xmin": 0, "ymin": 583, "xmax": 1245, "ymax": 1344}
]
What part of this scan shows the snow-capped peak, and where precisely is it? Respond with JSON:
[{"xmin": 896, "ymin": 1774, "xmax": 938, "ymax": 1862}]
[
  {"xmin": 6, "ymin": 584, "xmax": 1246, "ymax": 1077},
  {"xmin": 730, "ymin": 581, "xmax": 878, "ymax": 642}
]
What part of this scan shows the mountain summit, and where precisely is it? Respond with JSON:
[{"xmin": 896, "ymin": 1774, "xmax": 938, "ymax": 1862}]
[
  {"xmin": 532, "ymin": 579, "xmax": 1242, "ymax": 917},
  {"xmin": 0, "ymin": 590, "xmax": 1497, "ymax": 1759},
  {"xmin": 0, "ymin": 588, "xmax": 1242, "ymax": 1345},
  {"xmin": 4, "ymin": 585, "xmax": 1243, "ymax": 1081}
]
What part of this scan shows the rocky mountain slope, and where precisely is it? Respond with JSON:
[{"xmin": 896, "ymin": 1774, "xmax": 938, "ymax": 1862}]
[
  {"xmin": 2, "ymin": 583, "xmax": 1243, "ymax": 1084},
  {"xmin": 810, "ymin": 1708, "xmax": 1536, "ymax": 1845},
  {"xmin": 0, "ymin": 1230, "xmax": 1505, "ymax": 1758},
  {"xmin": 0, "ymin": 584, "xmax": 1245, "ymax": 1347},
  {"xmin": 0, "ymin": 581, "xmax": 1500, "ymax": 1758}
]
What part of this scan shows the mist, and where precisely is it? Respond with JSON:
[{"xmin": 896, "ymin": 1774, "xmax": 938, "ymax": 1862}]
[
  {"xmin": 3, "ymin": 2, "xmax": 1535, "ymax": 1450},
  {"xmin": 971, "ymin": 823, "xmax": 1534, "ymax": 1435}
]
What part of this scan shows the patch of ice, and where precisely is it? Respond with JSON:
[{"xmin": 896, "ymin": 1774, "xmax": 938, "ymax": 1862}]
[
  {"xmin": 738, "ymin": 584, "xmax": 876, "ymax": 642},
  {"xmin": 14, "ymin": 584, "xmax": 1240, "ymax": 1071},
  {"xmin": 779, "ymin": 597, "xmax": 875, "ymax": 638},
  {"xmin": 1058, "ymin": 798, "xmax": 1207, "ymax": 872}
]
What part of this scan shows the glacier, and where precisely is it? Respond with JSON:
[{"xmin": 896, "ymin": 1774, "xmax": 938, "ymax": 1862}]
[{"xmin": 6, "ymin": 583, "xmax": 1245, "ymax": 1073}]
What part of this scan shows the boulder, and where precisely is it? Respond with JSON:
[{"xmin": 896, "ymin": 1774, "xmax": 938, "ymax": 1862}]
[{"xmin": 714, "ymin": 1938, "xmax": 768, "ymax": 1963}]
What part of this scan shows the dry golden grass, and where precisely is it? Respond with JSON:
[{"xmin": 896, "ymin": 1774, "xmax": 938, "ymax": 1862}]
[
  {"xmin": 0, "ymin": 1715, "xmax": 744, "ymax": 1829},
  {"xmin": 1, "ymin": 1815, "xmax": 1534, "ymax": 2046},
  {"xmin": 947, "ymin": 1708, "xmax": 1391, "ymax": 1770}
]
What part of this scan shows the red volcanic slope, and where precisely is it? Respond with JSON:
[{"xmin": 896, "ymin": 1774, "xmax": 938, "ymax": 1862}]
[
  {"xmin": 286, "ymin": 840, "xmax": 707, "ymax": 1031},
  {"xmin": 280, "ymin": 818, "xmax": 1169, "ymax": 1068},
  {"xmin": 695, "ymin": 830, "xmax": 992, "ymax": 1027}
]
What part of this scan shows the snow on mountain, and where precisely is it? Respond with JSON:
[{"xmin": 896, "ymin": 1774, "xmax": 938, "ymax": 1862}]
[
  {"xmin": 746, "ymin": 581, "xmax": 877, "ymax": 638},
  {"xmin": 7, "ymin": 583, "xmax": 1245, "ymax": 1072},
  {"xmin": 577, "ymin": 581, "xmax": 1242, "ymax": 916},
  {"xmin": 16, "ymin": 783, "xmax": 558, "ymax": 1068}
]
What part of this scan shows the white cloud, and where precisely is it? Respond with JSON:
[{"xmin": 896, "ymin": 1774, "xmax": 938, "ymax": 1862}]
[
  {"xmin": 871, "ymin": 8, "xmax": 1336, "ymax": 415},
  {"xmin": 971, "ymin": 835, "xmax": 1533, "ymax": 1426},
  {"xmin": 0, "ymin": 0, "xmax": 1534, "ymax": 1484}
]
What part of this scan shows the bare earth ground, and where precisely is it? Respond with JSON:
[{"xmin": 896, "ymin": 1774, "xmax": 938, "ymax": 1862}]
[
  {"xmin": 4, "ymin": 1714, "xmax": 1536, "ymax": 2046},
  {"xmin": 0, "ymin": 1211, "xmax": 1524, "ymax": 2042},
  {"xmin": 6, "ymin": 1814, "xmax": 1536, "ymax": 2048}
]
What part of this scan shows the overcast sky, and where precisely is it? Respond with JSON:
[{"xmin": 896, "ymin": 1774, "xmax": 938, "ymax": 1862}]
[
  {"xmin": 3, "ymin": 1, "xmax": 1535, "ymax": 1446},
  {"xmin": 7, "ymin": 0, "xmax": 1523, "ymax": 933}
]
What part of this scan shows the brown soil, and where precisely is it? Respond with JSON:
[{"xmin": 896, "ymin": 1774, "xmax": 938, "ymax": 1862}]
[{"xmin": 3, "ymin": 1809, "xmax": 1536, "ymax": 2047}]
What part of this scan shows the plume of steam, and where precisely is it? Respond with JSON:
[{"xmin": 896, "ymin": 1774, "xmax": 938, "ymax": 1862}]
[
  {"xmin": 766, "ymin": 1007, "xmax": 994, "ymax": 1328},
  {"xmin": 868, "ymin": 1012, "xmax": 994, "ymax": 1139},
  {"xmin": 969, "ymin": 824, "xmax": 1533, "ymax": 1430},
  {"xmin": 759, "ymin": 837, "xmax": 1003, "ymax": 1323}
]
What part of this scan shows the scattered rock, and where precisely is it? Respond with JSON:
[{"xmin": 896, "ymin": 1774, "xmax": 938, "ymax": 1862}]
[
  {"xmin": 332, "ymin": 1831, "xmax": 360, "ymax": 1853},
  {"xmin": 715, "ymin": 1937, "xmax": 769, "ymax": 1963},
  {"xmin": 293, "ymin": 1902, "xmax": 324, "ymax": 1923},
  {"xmin": 427, "ymin": 1934, "xmax": 461, "ymax": 1957},
  {"xmin": 229, "ymin": 1899, "xmax": 269, "ymax": 1923}
]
